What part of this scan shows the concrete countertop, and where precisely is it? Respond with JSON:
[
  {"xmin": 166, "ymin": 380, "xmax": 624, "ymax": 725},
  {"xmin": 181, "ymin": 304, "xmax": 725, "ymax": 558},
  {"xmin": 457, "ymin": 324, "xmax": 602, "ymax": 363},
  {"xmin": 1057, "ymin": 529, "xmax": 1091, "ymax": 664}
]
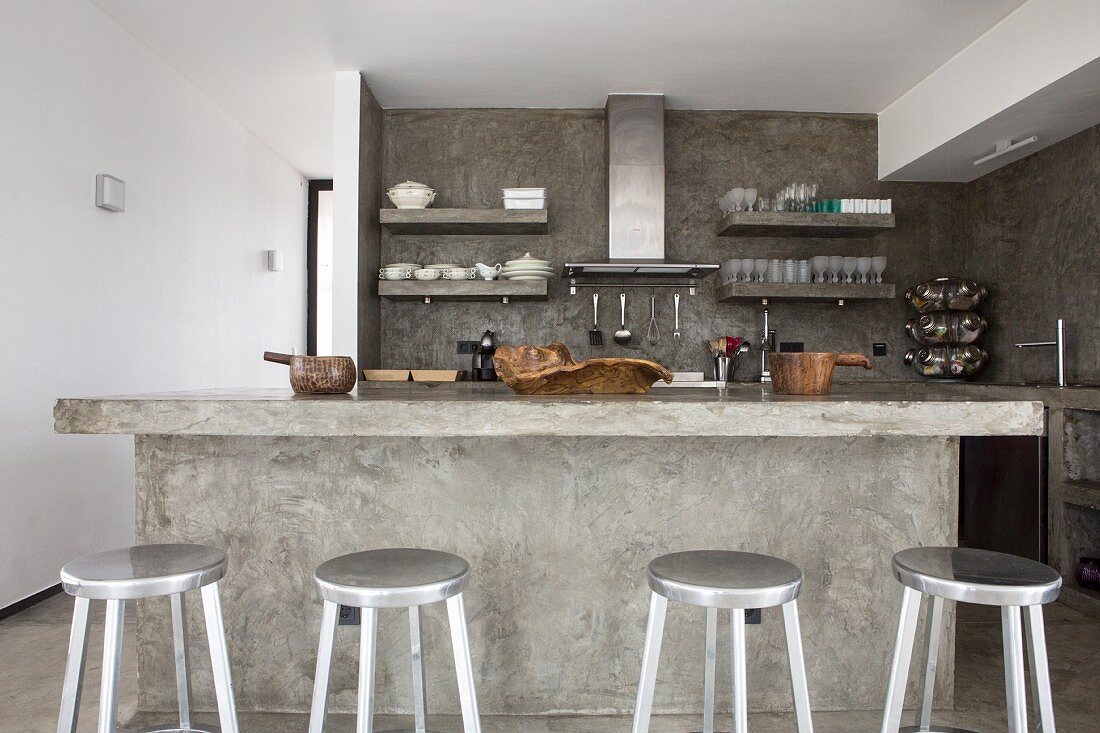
[{"xmin": 54, "ymin": 381, "xmax": 1048, "ymax": 438}]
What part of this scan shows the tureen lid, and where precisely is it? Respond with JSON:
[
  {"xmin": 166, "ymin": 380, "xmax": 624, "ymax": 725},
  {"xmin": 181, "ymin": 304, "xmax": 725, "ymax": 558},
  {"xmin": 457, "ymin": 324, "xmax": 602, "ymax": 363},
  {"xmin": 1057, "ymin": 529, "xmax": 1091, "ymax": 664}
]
[{"xmin": 388, "ymin": 180, "xmax": 433, "ymax": 191}]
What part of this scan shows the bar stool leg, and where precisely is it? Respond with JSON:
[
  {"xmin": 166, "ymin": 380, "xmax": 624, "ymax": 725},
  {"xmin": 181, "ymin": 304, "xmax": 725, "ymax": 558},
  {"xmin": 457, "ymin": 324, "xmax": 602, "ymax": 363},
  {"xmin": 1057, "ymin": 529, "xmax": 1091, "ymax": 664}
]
[
  {"xmin": 782, "ymin": 600, "xmax": 814, "ymax": 733},
  {"xmin": 170, "ymin": 593, "xmax": 193, "ymax": 730},
  {"xmin": 630, "ymin": 592, "xmax": 667, "ymax": 733},
  {"xmin": 97, "ymin": 599, "xmax": 126, "ymax": 733},
  {"xmin": 880, "ymin": 587, "xmax": 922, "ymax": 733},
  {"xmin": 729, "ymin": 607, "xmax": 748, "ymax": 733},
  {"xmin": 913, "ymin": 595, "xmax": 944, "ymax": 731},
  {"xmin": 409, "ymin": 606, "xmax": 428, "ymax": 733},
  {"xmin": 308, "ymin": 600, "xmax": 339, "ymax": 733},
  {"xmin": 201, "ymin": 581, "xmax": 240, "ymax": 733},
  {"xmin": 1002, "ymin": 605, "xmax": 1028, "ymax": 733},
  {"xmin": 358, "ymin": 607, "xmax": 379, "ymax": 733},
  {"xmin": 446, "ymin": 593, "xmax": 482, "ymax": 733},
  {"xmin": 56, "ymin": 596, "xmax": 92, "ymax": 733},
  {"xmin": 1023, "ymin": 605, "xmax": 1056, "ymax": 732},
  {"xmin": 702, "ymin": 607, "xmax": 717, "ymax": 733}
]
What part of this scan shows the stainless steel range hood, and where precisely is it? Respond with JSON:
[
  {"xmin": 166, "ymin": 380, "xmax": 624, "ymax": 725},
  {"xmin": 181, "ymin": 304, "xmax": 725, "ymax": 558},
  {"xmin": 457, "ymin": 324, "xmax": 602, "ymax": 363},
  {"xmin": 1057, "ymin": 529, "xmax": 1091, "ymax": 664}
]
[{"xmin": 563, "ymin": 94, "xmax": 717, "ymax": 279}]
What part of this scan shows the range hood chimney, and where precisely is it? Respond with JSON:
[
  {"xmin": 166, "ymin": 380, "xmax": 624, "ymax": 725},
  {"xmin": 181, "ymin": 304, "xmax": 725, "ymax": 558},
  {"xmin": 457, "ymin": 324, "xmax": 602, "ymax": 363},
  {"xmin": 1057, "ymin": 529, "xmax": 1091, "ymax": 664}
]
[{"xmin": 563, "ymin": 94, "xmax": 717, "ymax": 278}]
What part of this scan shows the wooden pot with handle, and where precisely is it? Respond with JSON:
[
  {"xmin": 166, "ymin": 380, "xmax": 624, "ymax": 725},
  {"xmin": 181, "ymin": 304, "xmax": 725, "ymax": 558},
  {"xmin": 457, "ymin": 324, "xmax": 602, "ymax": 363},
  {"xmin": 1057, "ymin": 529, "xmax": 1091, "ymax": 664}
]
[
  {"xmin": 767, "ymin": 352, "xmax": 872, "ymax": 395},
  {"xmin": 263, "ymin": 352, "xmax": 357, "ymax": 394}
]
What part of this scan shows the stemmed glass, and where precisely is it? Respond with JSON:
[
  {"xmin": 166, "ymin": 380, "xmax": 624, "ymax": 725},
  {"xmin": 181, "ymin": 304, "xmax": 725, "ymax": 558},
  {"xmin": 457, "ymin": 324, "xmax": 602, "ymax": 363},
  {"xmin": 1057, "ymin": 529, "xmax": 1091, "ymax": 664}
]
[
  {"xmin": 842, "ymin": 257, "xmax": 857, "ymax": 284},
  {"xmin": 744, "ymin": 188, "xmax": 758, "ymax": 212},
  {"xmin": 856, "ymin": 257, "xmax": 872, "ymax": 284},
  {"xmin": 811, "ymin": 256, "xmax": 829, "ymax": 284},
  {"xmin": 871, "ymin": 256, "xmax": 887, "ymax": 283},
  {"xmin": 828, "ymin": 256, "xmax": 843, "ymax": 284},
  {"xmin": 731, "ymin": 187, "xmax": 745, "ymax": 212},
  {"xmin": 741, "ymin": 258, "xmax": 755, "ymax": 282},
  {"xmin": 797, "ymin": 184, "xmax": 809, "ymax": 212},
  {"xmin": 754, "ymin": 258, "xmax": 767, "ymax": 283}
]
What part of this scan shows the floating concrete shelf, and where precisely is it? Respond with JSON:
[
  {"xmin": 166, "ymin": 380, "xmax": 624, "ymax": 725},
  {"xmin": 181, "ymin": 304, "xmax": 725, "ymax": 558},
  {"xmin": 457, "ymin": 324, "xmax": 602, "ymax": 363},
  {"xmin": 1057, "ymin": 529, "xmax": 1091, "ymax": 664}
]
[
  {"xmin": 716, "ymin": 211, "xmax": 895, "ymax": 238},
  {"xmin": 378, "ymin": 279, "xmax": 548, "ymax": 303},
  {"xmin": 717, "ymin": 282, "xmax": 895, "ymax": 304},
  {"xmin": 380, "ymin": 208, "xmax": 548, "ymax": 235}
]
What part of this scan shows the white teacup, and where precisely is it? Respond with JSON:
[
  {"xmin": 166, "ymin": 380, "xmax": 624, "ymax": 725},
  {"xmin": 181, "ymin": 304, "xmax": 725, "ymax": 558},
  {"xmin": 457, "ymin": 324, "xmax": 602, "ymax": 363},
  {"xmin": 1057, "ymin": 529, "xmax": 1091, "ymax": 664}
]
[
  {"xmin": 442, "ymin": 267, "xmax": 474, "ymax": 280},
  {"xmin": 474, "ymin": 263, "xmax": 503, "ymax": 280},
  {"xmin": 413, "ymin": 268, "xmax": 441, "ymax": 280},
  {"xmin": 379, "ymin": 267, "xmax": 411, "ymax": 280}
]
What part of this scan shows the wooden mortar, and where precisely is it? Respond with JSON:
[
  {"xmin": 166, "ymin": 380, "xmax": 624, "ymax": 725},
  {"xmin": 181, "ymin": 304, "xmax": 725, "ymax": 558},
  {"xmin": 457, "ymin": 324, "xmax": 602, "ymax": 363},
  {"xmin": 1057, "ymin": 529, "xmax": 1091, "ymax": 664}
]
[{"xmin": 768, "ymin": 352, "xmax": 872, "ymax": 395}]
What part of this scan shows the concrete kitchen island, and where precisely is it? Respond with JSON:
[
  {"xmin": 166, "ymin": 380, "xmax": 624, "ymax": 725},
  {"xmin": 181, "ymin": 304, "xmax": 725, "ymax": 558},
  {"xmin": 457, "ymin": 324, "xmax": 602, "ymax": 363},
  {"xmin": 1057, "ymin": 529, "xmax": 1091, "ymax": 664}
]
[{"xmin": 54, "ymin": 385, "xmax": 1043, "ymax": 720}]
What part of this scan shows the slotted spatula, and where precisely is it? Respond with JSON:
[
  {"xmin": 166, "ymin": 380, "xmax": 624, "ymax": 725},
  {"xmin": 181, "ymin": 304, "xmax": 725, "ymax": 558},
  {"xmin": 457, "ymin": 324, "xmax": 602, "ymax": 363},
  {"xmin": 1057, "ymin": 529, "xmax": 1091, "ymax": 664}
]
[{"xmin": 589, "ymin": 292, "xmax": 603, "ymax": 346}]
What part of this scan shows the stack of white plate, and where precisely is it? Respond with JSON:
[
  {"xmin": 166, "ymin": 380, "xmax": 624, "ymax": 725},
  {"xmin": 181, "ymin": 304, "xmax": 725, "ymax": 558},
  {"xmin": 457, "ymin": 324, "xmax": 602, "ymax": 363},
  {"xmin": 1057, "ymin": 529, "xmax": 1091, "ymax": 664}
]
[
  {"xmin": 502, "ymin": 187, "xmax": 547, "ymax": 210},
  {"xmin": 500, "ymin": 253, "xmax": 553, "ymax": 280}
]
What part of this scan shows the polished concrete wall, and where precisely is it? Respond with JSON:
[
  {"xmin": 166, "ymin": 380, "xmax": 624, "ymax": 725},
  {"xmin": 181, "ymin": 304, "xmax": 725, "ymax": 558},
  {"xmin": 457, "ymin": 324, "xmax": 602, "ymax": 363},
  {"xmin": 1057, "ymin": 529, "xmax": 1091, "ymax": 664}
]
[
  {"xmin": 962, "ymin": 123, "xmax": 1100, "ymax": 386},
  {"xmin": 379, "ymin": 110, "xmax": 964, "ymax": 379},
  {"xmin": 134, "ymin": 434, "xmax": 956, "ymax": 715},
  {"xmin": 357, "ymin": 80, "xmax": 384, "ymax": 371}
]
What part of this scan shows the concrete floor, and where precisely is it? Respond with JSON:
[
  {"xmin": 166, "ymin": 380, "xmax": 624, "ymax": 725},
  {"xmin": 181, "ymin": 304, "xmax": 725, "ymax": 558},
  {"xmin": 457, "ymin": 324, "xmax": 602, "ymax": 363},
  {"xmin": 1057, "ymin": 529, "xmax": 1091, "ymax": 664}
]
[{"xmin": 2, "ymin": 593, "xmax": 1096, "ymax": 733}]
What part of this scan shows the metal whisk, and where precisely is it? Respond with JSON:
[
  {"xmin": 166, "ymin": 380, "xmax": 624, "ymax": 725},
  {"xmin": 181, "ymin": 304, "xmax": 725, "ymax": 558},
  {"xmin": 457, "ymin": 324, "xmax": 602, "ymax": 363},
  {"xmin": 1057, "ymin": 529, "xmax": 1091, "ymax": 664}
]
[{"xmin": 646, "ymin": 295, "xmax": 661, "ymax": 345}]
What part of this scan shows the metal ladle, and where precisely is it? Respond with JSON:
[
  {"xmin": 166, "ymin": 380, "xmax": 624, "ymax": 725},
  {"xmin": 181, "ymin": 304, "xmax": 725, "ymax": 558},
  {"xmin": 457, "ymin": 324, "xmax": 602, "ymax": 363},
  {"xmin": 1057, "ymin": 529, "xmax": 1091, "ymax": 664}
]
[{"xmin": 614, "ymin": 293, "xmax": 632, "ymax": 345}]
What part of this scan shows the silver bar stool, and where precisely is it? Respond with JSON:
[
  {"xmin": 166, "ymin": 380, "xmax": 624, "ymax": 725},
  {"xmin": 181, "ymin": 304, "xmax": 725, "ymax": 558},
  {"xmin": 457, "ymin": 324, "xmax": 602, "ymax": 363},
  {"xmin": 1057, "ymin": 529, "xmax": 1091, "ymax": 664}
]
[
  {"xmin": 308, "ymin": 548, "xmax": 481, "ymax": 733},
  {"xmin": 631, "ymin": 550, "xmax": 814, "ymax": 733},
  {"xmin": 880, "ymin": 547, "xmax": 1062, "ymax": 733},
  {"xmin": 56, "ymin": 543, "xmax": 239, "ymax": 733}
]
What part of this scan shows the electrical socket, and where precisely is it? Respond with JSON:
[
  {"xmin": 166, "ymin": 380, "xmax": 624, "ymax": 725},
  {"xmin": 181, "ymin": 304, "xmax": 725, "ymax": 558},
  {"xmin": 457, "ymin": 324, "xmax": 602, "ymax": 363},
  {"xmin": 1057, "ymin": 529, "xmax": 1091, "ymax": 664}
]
[
  {"xmin": 745, "ymin": 608, "xmax": 761, "ymax": 624},
  {"xmin": 338, "ymin": 605, "xmax": 360, "ymax": 626},
  {"xmin": 456, "ymin": 340, "xmax": 479, "ymax": 355},
  {"xmin": 779, "ymin": 342, "xmax": 805, "ymax": 353},
  {"xmin": 873, "ymin": 342, "xmax": 888, "ymax": 356}
]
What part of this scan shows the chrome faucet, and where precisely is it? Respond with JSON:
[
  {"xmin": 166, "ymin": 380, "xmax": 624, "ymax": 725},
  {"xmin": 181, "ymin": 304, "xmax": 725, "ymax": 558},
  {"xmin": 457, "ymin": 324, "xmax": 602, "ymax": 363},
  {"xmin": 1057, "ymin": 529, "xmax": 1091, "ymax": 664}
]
[
  {"xmin": 759, "ymin": 308, "xmax": 776, "ymax": 383},
  {"xmin": 1014, "ymin": 318, "xmax": 1066, "ymax": 387}
]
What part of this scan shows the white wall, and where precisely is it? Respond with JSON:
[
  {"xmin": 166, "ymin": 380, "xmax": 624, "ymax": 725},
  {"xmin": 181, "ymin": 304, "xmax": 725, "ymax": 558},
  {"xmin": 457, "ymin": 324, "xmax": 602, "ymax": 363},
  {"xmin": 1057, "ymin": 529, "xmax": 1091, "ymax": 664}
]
[
  {"xmin": 331, "ymin": 71, "xmax": 362, "ymax": 361},
  {"xmin": 878, "ymin": 0, "xmax": 1100, "ymax": 180},
  {"xmin": 0, "ymin": 0, "xmax": 308, "ymax": 608}
]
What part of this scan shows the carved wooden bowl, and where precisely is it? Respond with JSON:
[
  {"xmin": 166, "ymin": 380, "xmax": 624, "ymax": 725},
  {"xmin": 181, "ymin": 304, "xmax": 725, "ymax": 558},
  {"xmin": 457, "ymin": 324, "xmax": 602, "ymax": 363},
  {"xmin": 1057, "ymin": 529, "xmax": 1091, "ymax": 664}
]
[{"xmin": 494, "ymin": 342, "xmax": 674, "ymax": 395}]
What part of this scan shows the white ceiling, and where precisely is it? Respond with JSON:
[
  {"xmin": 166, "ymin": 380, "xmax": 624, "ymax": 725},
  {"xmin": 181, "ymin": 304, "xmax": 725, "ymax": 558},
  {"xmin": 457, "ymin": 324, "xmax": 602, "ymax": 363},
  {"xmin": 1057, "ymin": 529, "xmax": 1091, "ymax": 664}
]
[{"xmin": 90, "ymin": 0, "xmax": 1027, "ymax": 179}]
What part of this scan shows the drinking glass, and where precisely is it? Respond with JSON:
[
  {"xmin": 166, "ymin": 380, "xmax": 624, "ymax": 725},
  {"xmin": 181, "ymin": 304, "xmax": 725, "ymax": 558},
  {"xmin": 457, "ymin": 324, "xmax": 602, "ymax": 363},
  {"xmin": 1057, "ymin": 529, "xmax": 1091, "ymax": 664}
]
[
  {"xmin": 828, "ymin": 256, "xmax": 843, "ymax": 284},
  {"xmin": 856, "ymin": 257, "xmax": 872, "ymax": 284},
  {"xmin": 741, "ymin": 258, "xmax": 755, "ymax": 282},
  {"xmin": 797, "ymin": 260, "xmax": 811, "ymax": 284},
  {"xmin": 796, "ymin": 183, "xmax": 809, "ymax": 212},
  {"xmin": 758, "ymin": 197, "xmax": 771, "ymax": 212},
  {"xmin": 754, "ymin": 258, "xmax": 767, "ymax": 282},
  {"xmin": 783, "ymin": 259, "xmax": 797, "ymax": 283},
  {"xmin": 842, "ymin": 256, "xmax": 857, "ymax": 284},
  {"xmin": 731, "ymin": 187, "xmax": 745, "ymax": 212},
  {"xmin": 744, "ymin": 188, "xmax": 758, "ymax": 212},
  {"xmin": 809, "ymin": 183, "xmax": 819, "ymax": 211},
  {"xmin": 719, "ymin": 192, "xmax": 733, "ymax": 215},
  {"xmin": 871, "ymin": 256, "xmax": 887, "ymax": 283},
  {"xmin": 767, "ymin": 259, "xmax": 783, "ymax": 283},
  {"xmin": 811, "ymin": 256, "xmax": 829, "ymax": 283},
  {"xmin": 774, "ymin": 190, "xmax": 786, "ymax": 212}
]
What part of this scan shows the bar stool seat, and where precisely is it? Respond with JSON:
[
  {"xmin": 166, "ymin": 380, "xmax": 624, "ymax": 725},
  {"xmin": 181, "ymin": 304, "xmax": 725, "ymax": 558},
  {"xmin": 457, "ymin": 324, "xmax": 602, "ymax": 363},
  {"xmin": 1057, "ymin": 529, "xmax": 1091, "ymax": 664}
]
[
  {"xmin": 56, "ymin": 543, "xmax": 238, "ymax": 733},
  {"xmin": 314, "ymin": 548, "xmax": 469, "ymax": 608},
  {"xmin": 633, "ymin": 550, "xmax": 814, "ymax": 733},
  {"xmin": 308, "ymin": 548, "xmax": 481, "ymax": 733},
  {"xmin": 61, "ymin": 543, "xmax": 227, "ymax": 600},
  {"xmin": 881, "ymin": 547, "xmax": 1062, "ymax": 733},
  {"xmin": 648, "ymin": 550, "xmax": 802, "ymax": 609},
  {"xmin": 892, "ymin": 546, "xmax": 1061, "ymax": 606}
]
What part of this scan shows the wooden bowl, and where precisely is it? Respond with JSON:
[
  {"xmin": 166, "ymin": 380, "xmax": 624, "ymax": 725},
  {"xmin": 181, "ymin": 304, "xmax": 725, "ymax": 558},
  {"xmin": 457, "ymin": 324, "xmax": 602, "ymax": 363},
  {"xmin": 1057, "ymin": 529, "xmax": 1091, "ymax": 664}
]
[
  {"xmin": 264, "ymin": 352, "xmax": 357, "ymax": 394},
  {"xmin": 768, "ymin": 352, "xmax": 872, "ymax": 395},
  {"xmin": 494, "ymin": 343, "xmax": 674, "ymax": 395}
]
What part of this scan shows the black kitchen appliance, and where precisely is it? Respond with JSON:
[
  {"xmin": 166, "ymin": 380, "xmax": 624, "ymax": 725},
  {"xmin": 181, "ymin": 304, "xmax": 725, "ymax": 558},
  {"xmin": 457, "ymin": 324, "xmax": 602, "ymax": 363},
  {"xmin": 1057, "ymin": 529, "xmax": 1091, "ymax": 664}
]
[
  {"xmin": 473, "ymin": 330, "xmax": 498, "ymax": 381},
  {"xmin": 960, "ymin": 430, "xmax": 1048, "ymax": 562}
]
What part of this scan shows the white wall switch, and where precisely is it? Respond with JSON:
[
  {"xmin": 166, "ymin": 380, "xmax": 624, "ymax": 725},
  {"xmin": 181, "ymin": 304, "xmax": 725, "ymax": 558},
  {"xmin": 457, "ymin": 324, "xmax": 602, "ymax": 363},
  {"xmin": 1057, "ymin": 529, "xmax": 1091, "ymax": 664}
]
[
  {"xmin": 95, "ymin": 174, "xmax": 125, "ymax": 212},
  {"xmin": 266, "ymin": 249, "xmax": 283, "ymax": 272}
]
